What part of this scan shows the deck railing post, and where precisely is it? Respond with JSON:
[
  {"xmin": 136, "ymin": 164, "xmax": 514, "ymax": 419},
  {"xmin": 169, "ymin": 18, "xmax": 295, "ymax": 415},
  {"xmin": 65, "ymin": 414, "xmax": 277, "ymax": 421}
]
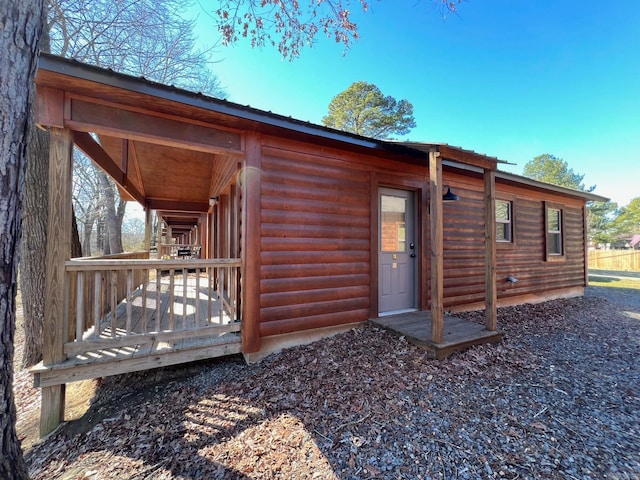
[
  {"xmin": 93, "ymin": 271, "xmax": 101, "ymax": 338},
  {"xmin": 41, "ymin": 127, "xmax": 73, "ymax": 436},
  {"xmin": 76, "ymin": 272, "xmax": 84, "ymax": 342},
  {"xmin": 169, "ymin": 268, "xmax": 175, "ymax": 330},
  {"xmin": 218, "ymin": 267, "xmax": 224, "ymax": 323},
  {"xmin": 142, "ymin": 269, "xmax": 149, "ymax": 333},
  {"xmin": 207, "ymin": 266, "xmax": 213, "ymax": 325},
  {"xmin": 110, "ymin": 270, "xmax": 117, "ymax": 337},
  {"xmin": 182, "ymin": 267, "xmax": 188, "ymax": 329},
  {"xmin": 195, "ymin": 268, "xmax": 200, "ymax": 329},
  {"xmin": 155, "ymin": 268, "xmax": 161, "ymax": 331},
  {"xmin": 126, "ymin": 269, "xmax": 133, "ymax": 334}
]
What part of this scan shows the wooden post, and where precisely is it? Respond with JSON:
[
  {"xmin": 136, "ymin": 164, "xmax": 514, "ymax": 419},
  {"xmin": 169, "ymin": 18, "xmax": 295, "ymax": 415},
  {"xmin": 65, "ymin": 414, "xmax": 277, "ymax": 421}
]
[
  {"xmin": 429, "ymin": 151, "xmax": 444, "ymax": 344},
  {"xmin": 156, "ymin": 215, "xmax": 163, "ymax": 255},
  {"xmin": 582, "ymin": 204, "xmax": 589, "ymax": 286},
  {"xmin": 144, "ymin": 205, "xmax": 152, "ymax": 251},
  {"xmin": 484, "ymin": 169, "xmax": 498, "ymax": 331},
  {"xmin": 41, "ymin": 127, "xmax": 73, "ymax": 436},
  {"xmin": 199, "ymin": 213, "xmax": 207, "ymax": 258},
  {"xmin": 241, "ymin": 133, "xmax": 262, "ymax": 353}
]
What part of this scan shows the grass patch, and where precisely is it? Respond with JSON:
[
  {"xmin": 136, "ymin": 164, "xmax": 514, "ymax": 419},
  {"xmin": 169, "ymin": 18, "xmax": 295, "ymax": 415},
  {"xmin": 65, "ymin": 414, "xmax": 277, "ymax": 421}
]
[{"xmin": 588, "ymin": 276, "xmax": 640, "ymax": 289}]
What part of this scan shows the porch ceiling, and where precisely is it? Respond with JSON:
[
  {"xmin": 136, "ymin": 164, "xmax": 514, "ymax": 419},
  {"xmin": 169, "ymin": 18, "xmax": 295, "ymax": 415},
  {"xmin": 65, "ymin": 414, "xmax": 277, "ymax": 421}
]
[
  {"xmin": 79, "ymin": 130, "xmax": 237, "ymax": 231},
  {"xmin": 97, "ymin": 134, "xmax": 218, "ymax": 209},
  {"xmin": 35, "ymin": 57, "xmax": 245, "ymax": 228}
]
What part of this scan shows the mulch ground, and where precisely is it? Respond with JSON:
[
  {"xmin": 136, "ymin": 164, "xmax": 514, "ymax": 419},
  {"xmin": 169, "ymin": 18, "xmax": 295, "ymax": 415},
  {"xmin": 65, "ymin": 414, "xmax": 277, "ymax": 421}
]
[{"xmin": 15, "ymin": 286, "xmax": 640, "ymax": 479}]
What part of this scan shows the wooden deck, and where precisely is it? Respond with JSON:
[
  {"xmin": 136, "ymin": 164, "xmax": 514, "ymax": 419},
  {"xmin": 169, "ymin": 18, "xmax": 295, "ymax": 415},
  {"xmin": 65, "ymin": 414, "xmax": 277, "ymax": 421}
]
[
  {"xmin": 371, "ymin": 311, "xmax": 503, "ymax": 359},
  {"xmin": 32, "ymin": 272, "xmax": 241, "ymax": 388}
]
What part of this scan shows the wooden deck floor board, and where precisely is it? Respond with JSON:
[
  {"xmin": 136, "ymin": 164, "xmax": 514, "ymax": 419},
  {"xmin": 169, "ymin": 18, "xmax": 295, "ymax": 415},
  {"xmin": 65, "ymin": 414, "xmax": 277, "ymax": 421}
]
[{"xmin": 371, "ymin": 311, "xmax": 502, "ymax": 359}]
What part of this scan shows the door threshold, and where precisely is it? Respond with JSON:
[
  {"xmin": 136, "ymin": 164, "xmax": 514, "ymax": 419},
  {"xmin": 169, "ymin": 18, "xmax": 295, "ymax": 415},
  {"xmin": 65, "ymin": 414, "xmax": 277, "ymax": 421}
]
[{"xmin": 378, "ymin": 308, "xmax": 418, "ymax": 317}]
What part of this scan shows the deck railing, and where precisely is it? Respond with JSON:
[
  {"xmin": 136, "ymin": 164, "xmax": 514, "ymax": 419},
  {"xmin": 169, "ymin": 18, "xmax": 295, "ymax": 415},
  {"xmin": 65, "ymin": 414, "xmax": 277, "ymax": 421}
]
[{"xmin": 63, "ymin": 257, "xmax": 241, "ymax": 357}]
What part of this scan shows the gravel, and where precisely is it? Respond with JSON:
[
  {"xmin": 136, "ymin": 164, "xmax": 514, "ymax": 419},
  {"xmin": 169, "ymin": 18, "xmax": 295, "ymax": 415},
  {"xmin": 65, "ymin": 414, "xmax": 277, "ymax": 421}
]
[{"xmin": 20, "ymin": 286, "xmax": 640, "ymax": 479}]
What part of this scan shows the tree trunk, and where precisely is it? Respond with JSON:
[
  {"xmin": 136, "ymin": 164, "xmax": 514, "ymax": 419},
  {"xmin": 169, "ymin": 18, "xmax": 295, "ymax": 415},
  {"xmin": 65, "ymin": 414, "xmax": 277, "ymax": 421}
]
[
  {"xmin": 0, "ymin": 2, "xmax": 45, "ymax": 478},
  {"xmin": 71, "ymin": 205, "xmax": 83, "ymax": 258},
  {"xmin": 116, "ymin": 198, "xmax": 126, "ymax": 243},
  {"xmin": 20, "ymin": 2, "xmax": 50, "ymax": 368},
  {"xmin": 83, "ymin": 213, "xmax": 95, "ymax": 256},
  {"xmin": 20, "ymin": 122, "xmax": 48, "ymax": 368},
  {"xmin": 98, "ymin": 171, "xmax": 123, "ymax": 254}
]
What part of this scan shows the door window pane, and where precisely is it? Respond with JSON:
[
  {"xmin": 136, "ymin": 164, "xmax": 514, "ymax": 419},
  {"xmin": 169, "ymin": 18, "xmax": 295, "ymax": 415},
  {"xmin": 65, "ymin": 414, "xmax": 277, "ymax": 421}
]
[{"xmin": 381, "ymin": 195, "xmax": 407, "ymax": 252}]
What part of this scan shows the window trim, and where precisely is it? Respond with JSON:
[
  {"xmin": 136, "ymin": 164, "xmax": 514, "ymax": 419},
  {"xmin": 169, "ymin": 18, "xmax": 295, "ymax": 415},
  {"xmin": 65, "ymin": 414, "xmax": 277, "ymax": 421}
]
[{"xmin": 545, "ymin": 202, "xmax": 565, "ymax": 261}]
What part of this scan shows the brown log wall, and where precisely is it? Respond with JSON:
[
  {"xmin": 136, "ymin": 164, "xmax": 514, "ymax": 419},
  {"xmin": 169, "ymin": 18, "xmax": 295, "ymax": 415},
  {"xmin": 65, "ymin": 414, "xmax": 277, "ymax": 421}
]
[
  {"xmin": 252, "ymin": 140, "xmax": 589, "ymax": 337},
  {"xmin": 258, "ymin": 146, "xmax": 372, "ymax": 337},
  {"xmin": 441, "ymin": 173, "xmax": 587, "ymax": 309}
]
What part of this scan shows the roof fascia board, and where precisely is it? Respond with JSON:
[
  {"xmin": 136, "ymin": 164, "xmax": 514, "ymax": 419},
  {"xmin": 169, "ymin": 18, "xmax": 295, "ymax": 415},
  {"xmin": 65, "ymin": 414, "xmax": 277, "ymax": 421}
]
[
  {"xmin": 496, "ymin": 171, "xmax": 609, "ymax": 202},
  {"xmin": 37, "ymin": 54, "xmax": 386, "ymax": 151}
]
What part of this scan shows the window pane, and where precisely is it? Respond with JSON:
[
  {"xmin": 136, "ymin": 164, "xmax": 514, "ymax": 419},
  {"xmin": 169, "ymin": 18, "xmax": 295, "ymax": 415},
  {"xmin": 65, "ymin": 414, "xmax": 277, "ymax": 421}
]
[
  {"xmin": 497, "ymin": 223, "xmax": 508, "ymax": 241},
  {"xmin": 496, "ymin": 201, "xmax": 510, "ymax": 221},
  {"xmin": 397, "ymin": 225, "xmax": 406, "ymax": 251},
  {"xmin": 381, "ymin": 195, "xmax": 407, "ymax": 252},
  {"xmin": 548, "ymin": 232, "xmax": 562, "ymax": 255},
  {"xmin": 548, "ymin": 208, "xmax": 561, "ymax": 232}
]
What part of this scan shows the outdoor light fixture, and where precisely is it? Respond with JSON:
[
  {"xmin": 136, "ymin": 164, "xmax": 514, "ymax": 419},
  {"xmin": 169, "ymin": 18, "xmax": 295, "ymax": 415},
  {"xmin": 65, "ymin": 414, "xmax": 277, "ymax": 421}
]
[
  {"xmin": 209, "ymin": 196, "xmax": 220, "ymax": 206},
  {"xmin": 442, "ymin": 186, "xmax": 459, "ymax": 203},
  {"xmin": 507, "ymin": 276, "xmax": 518, "ymax": 283}
]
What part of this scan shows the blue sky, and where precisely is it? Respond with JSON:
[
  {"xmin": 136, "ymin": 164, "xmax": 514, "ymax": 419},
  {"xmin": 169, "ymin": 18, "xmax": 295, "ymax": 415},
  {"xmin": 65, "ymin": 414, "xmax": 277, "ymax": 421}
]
[{"xmin": 189, "ymin": 0, "xmax": 639, "ymax": 207}]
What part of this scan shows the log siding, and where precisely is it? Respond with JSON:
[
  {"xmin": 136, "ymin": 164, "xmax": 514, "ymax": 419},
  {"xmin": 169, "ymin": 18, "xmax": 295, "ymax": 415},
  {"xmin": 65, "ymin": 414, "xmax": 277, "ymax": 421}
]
[
  {"xmin": 255, "ymin": 143, "xmax": 591, "ymax": 336},
  {"xmin": 441, "ymin": 175, "xmax": 587, "ymax": 310},
  {"xmin": 259, "ymin": 146, "xmax": 372, "ymax": 337}
]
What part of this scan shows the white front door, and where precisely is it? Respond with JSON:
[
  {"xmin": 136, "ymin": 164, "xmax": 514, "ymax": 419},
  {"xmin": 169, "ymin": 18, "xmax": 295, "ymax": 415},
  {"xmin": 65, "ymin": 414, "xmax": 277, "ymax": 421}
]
[{"xmin": 378, "ymin": 188, "xmax": 416, "ymax": 315}]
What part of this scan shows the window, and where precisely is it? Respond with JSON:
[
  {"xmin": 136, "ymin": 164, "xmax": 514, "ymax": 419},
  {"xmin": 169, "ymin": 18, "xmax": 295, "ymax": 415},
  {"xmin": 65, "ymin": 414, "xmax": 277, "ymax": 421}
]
[
  {"xmin": 547, "ymin": 207, "xmax": 563, "ymax": 256},
  {"xmin": 496, "ymin": 200, "xmax": 512, "ymax": 242},
  {"xmin": 381, "ymin": 194, "xmax": 407, "ymax": 252}
]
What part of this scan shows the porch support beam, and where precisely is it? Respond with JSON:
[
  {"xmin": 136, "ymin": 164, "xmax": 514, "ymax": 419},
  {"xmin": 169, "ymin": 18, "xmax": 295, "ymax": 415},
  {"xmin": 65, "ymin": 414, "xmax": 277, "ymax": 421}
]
[
  {"xmin": 438, "ymin": 145, "xmax": 499, "ymax": 171},
  {"xmin": 41, "ymin": 127, "xmax": 74, "ymax": 436},
  {"xmin": 429, "ymin": 151, "xmax": 444, "ymax": 344},
  {"xmin": 67, "ymin": 98, "xmax": 243, "ymax": 156},
  {"xmin": 73, "ymin": 131, "xmax": 145, "ymax": 204},
  {"xmin": 242, "ymin": 132, "xmax": 262, "ymax": 353},
  {"xmin": 484, "ymin": 169, "xmax": 498, "ymax": 330},
  {"xmin": 147, "ymin": 198, "xmax": 209, "ymax": 213}
]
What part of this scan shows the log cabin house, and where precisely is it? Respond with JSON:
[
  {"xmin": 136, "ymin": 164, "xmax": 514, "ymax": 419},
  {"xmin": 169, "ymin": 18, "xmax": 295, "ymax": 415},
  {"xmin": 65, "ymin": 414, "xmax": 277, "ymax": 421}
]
[{"xmin": 32, "ymin": 53, "xmax": 606, "ymax": 435}]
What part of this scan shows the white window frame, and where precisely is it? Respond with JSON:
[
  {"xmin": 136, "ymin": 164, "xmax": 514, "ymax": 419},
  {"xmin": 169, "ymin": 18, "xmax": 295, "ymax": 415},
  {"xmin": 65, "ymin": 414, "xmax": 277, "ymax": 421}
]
[
  {"xmin": 546, "ymin": 206, "xmax": 564, "ymax": 258},
  {"xmin": 496, "ymin": 200, "xmax": 513, "ymax": 243}
]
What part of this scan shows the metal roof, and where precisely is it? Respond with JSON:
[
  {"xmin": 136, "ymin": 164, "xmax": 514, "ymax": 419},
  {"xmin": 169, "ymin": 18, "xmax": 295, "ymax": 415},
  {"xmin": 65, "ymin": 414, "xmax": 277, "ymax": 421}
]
[{"xmin": 397, "ymin": 141, "xmax": 510, "ymax": 166}]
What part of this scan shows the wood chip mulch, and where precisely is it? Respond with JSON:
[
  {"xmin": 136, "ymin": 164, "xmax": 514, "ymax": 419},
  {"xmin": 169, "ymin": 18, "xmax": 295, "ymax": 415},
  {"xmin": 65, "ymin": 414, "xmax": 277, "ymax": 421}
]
[{"xmin": 16, "ymin": 286, "xmax": 640, "ymax": 479}]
